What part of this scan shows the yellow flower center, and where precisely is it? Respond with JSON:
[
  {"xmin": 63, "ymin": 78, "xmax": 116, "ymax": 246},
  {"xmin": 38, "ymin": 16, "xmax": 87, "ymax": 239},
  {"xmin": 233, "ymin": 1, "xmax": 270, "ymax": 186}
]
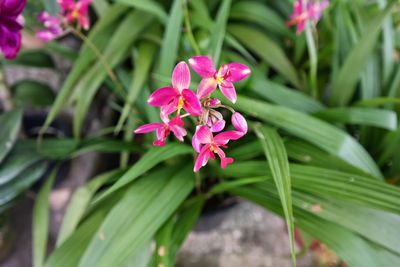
[
  {"xmin": 210, "ymin": 145, "xmax": 218, "ymax": 154},
  {"xmin": 215, "ymin": 75, "xmax": 224, "ymax": 84},
  {"xmin": 71, "ymin": 9, "xmax": 80, "ymax": 19},
  {"xmin": 177, "ymin": 96, "xmax": 184, "ymax": 114}
]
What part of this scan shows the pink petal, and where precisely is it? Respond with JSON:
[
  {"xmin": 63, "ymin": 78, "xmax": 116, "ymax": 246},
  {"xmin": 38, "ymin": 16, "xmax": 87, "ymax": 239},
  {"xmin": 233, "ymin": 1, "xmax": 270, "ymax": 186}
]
[
  {"xmin": 296, "ymin": 21, "xmax": 306, "ymax": 35},
  {"xmin": 161, "ymin": 98, "xmax": 179, "ymax": 115},
  {"xmin": 226, "ymin": 63, "xmax": 251, "ymax": 82},
  {"xmin": 192, "ymin": 126, "xmax": 202, "ymax": 153},
  {"xmin": 210, "ymin": 120, "xmax": 225, "ymax": 132},
  {"xmin": 153, "ymin": 140, "xmax": 165, "ymax": 147},
  {"xmin": 0, "ymin": 0, "xmax": 26, "ymax": 16},
  {"xmin": 197, "ymin": 78, "xmax": 218, "ymax": 99},
  {"xmin": 170, "ymin": 125, "xmax": 187, "ymax": 141},
  {"xmin": 195, "ymin": 126, "xmax": 213, "ymax": 144},
  {"xmin": 232, "ymin": 112, "xmax": 248, "ymax": 134},
  {"xmin": 169, "ymin": 115, "xmax": 184, "ymax": 127},
  {"xmin": 194, "ymin": 144, "xmax": 211, "ymax": 172},
  {"xmin": 182, "ymin": 89, "xmax": 202, "ymax": 116},
  {"xmin": 148, "ymin": 87, "xmax": 178, "ymax": 106},
  {"xmin": 134, "ymin": 123, "xmax": 163, "ymax": 134},
  {"xmin": 0, "ymin": 27, "xmax": 21, "ymax": 60},
  {"xmin": 214, "ymin": 130, "xmax": 243, "ymax": 145},
  {"xmin": 189, "ymin": 56, "xmax": 216, "ymax": 78},
  {"xmin": 208, "ymin": 98, "xmax": 221, "ymax": 107},
  {"xmin": 214, "ymin": 146, "xmax": 234, "ymax": 169},
  {"xmin": 172, "ymin": 61, "xmax": 191, "ymax": 92},
  {"xmin": 219, "ymin": 81, "xmax": 237, "ymax": 103}
]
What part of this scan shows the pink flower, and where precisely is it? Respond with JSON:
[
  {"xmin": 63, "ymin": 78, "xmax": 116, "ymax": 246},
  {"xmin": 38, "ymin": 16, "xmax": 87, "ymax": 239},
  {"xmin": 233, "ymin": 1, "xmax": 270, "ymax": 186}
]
[
  {"xmin": 188, "ymin": 56, "xmax": 251, "ymax": 103},
  {"xmin": 134, "ymin": 113, "xmax": 187, "ymax": 147},
  {"xmin": 287, "ymin": 0, "xmax": 329, "ymax": 34},
  {"xmin": 193, "ymin": 126, "xmax": 243, "ymax": 172},
  {"xmin": 148, "ymin": 62, "xmax": 202, "ymax": 116},
  {"xmin": 36, "ymin": 12, "xmax": 64, "ymax": 41},
  {"xmin": 0, "ymin": 0, "xmax": 26, "ymax": 59},
  {"xmin": 36, "ymin": 0, "xmax": 92, "ymax": 42},
  {"xmin": 231, "ymin": 112, "xmax": 247, "ymax": 134},
  {"xmin": 59, "ymin": 0, "xmax": 91, "ymax": 30}
]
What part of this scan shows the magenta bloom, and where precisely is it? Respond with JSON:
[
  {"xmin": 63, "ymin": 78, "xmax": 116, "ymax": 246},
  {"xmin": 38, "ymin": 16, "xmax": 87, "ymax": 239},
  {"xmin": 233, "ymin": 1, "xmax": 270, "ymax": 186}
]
[
  {"xmin": 59, "ymin": 0, "xmax": 91, "ymax": 30},
  {"xmin": 36, "ymin": 12, "xmax": 64, "ymax": 41},
  {"xmin": 0, "ymin": 0, "xmax": 26, "ymax": 59},
  {"xmin": 189, "ymin": 56, "xmax": 251, "ymax": 103},
  {"xmin": 37, "ymin": 0, "xmax": 92, "ymax": 41},
  {"xmin": 288, "ymin": 0, "xmax": 329, "ymax": 34},
  {"xmin": 193, "ymin": 126, "xmax": 243, "ymax": 172},
  {"xmin": 231, "ymin": 112, "xmax": 248, "ymax": 134},
  {"xmin": 148, "ymin": 62, "xmax": 202, "ymax": 116},
  {"xmin": 134, "ymin": 113, "xmax": 187, "ymax": 147}
]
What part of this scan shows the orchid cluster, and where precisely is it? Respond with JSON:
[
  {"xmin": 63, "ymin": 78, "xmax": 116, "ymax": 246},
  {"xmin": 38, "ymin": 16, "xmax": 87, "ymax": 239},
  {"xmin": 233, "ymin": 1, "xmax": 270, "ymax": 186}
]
[
  {"xmin": 288, "ymin": 0, "xmax": 329, "ymax": 34},
  {"xmin": 0, "ymin": 0, "xmax": 26, "ymax": 59},
  {"xmin": 37, "ymin": 0, "xmax": 91, "ymax": 41},
  {"xmin": 135, "ymin": 56, "xmax": 251, "ymax": 172}
]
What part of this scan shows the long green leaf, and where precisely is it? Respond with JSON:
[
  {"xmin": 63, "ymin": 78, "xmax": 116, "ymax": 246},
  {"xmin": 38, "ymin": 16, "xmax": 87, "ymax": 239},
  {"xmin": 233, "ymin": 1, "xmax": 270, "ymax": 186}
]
[
  {"xmin": 313, "ymin": 107, "xmax": 397, "ymax": 130},
  {"xmin": 0, "ymin": 108, "xmax": 22, "ymax": 164},
  {"xmin": 115, "ymin": 0, "xmax": 167, "ymax": 22},
  {"xmin": 232, "ymin": 95, "xmax": 382, "ymax": 178},
  {"xmin": 78, "ymin": 166, "xmax": 194, "ymax": 267},
  {"xmin": 208, "ymin": 0, "xmax": 232, "ymax": 65},
  {"xmin": 93, "ymin": 143, "xmax": 192, "ymax": 203},
  {"xmin": 253, "ymin": 126, "xmax": 296, "ymax": 266},
  {"xmin": 228, "ymin": 24, "xmax": 301, "ymax": 88},
  {"xmin": 330, "ymin": 5, "xmax": 394, "ymax": 105},
  {"xmin": 33, "ymin": 168, "xmax": 57, "ymax": 267}
]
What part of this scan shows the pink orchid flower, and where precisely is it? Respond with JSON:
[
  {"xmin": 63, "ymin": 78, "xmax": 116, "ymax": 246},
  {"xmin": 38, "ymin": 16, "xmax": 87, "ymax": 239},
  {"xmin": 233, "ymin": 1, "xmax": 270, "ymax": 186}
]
[
  {"xmin": 0, "ymin": 0, "xmax": 26, "ymax": 59},
  {"xmin": 287, "ymin": 0, "xmax": 329, "ymax": 34},
  {"xmin": 134, "ymin": 113, "xmax": 187, "ymax": 147},
  {"xmin": 59, "ymin": 0, "xmax": 91, "ymax": 30},
  {"xmin": 188, "ymin": 56, "xmax": 251, "ymax": 103},
  {"xmin": 36, "ymin": 12, "xmax": 64, "ymax": 41},
  {"xmin": 231, "ymin": 112, "xmax": 248, "ymax": 134},
  {"xmin": 36, "ymin": 0, "xmax": 92, "ymax": 41},
  {"xmin": 148, "ymin": 61, "xmax": 202, "ymax": 116},
  {"xmin": 193, "ymin": 126, "xmax": 243, "ymax": 172}
]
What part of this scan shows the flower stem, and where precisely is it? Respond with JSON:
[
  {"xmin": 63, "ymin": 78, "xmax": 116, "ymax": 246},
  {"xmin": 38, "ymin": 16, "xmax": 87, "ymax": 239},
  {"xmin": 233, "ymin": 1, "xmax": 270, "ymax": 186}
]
[
  {"xmin": 182, "ymin": 0, "xmax": 201, "ymax": 55},
  {"xmin": 68, "ymin": 27, "xmax": 127, "ymax": 98},
  {"xmin": 305, "ymin": 22, "xmax": 318, "ymax": 99}
]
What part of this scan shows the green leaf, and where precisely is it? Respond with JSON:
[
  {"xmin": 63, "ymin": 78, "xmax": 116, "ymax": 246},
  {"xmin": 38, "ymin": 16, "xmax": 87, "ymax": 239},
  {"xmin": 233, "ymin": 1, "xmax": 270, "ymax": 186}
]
[
  {"xmin": 0, "ymin": 108, "xmax": 23, "ymax": 164},
  {"xmin": 228, "ymin": 24, "xmax": 301, "ymax": 88},
  {"xmin": 56, "ymin": 169, "xmax": 124, "ymax": 246},
  {"xmin": 232, "ymin": 95, "xmax": 382, "ymax": 178},
  {"xmin": 253, "ymin": 126, "xmax": 296, "ymax": 266},
  {"xmin": 115, "ymin": 41, "xmax": 158, "ymax": 132},
  {"xmin": 93, "ymin": 143, "xmax": 192, "ymax": 203},
  {"xmin": 155, "ymin": 0, "xmax": 183, "ymax": 88},
  {"xmin": 0, "ymin": 161, "xmax": 48, "ymax": 207},
  {"xmin": 115, "ymin": 0, "xmax": 167, "ymax": 23},
  {"xmin": 42, "ymin": 5, "xmax": 128, "ymax": 134},
  {"xmin": 33, "ymin": 167, "xmax": 57, "ymax": 267},
  {"xmin": 73, "ymin": 11, "xmax": 154, "ymax": 138},
  {"xmin": 330, "ymin": 5, "xmax": 394, "ymax": 105},
  {"xmin": 77, "ymin": 166, "xmax": 194, "ymax": 267},
  {"xmin": 313, "ymin": 107, "xmax": 397, "ymax": 130},
  {"xmin": 12, "ymin": 81, "xmax": 55, "ymax": 107},
  {"xmin": 250, "ymin": 71, "xmax": 324, "ymax": 113},
  {"xmin": 0, "ymin": 142, "xmax": 44, "ymax": 186},
  {"xmin": 353, "ymin": 97, "xmax": 400, "ymax": 107},
  {"xmin": 208, "ymin": 0, "xmax": 232, "ymax": 65}
]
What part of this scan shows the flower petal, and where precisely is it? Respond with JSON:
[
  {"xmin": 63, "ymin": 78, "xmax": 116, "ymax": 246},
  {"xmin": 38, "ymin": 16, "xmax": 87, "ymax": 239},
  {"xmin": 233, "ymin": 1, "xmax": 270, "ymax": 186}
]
[
  {"xmin": 231, "ymin": 112, "xmax": 248, "ymax": 134},
  {"xmin": 219, "ymin": 81, "xmax": 237, "ymax": 103},
  {"xmin": 189, "ymin": 56, "xmax": 216, "ymax": 78},
  {"xmin": 192, "ymin": 125, "xmax": 202, "ymax": 153},
  {"xmin": 172, "ymin": 61, "xmax": 191, "ymax": 92},
  {"xmin": 227, "ymin": 63, "xmax": 251, "ymax": 82},
  {"xmin": 194, "ymin": 144, "xmax": 211, "ymax": 172},
  {"xmin": 214, "ymin": 146, "xmax": 234, "ymax": 169},
  {"xmin": 214, "ymin": 130, "xmax": 243, "ymax": 145},
  {"xmin": 195, "ymin": 125, "xmax": 213, "ymax": 144},
  {"xmin": 147, "ymin": 87, "xmax": 178, "ymax": 106},
  {"xmin": 170, "ymin": 125, "xmax": 187, "ymax": 141},
  {"xmin": 210, "ymin": 119, "xmax": 225, "ymax": 132},
  {"xmin": 0, "ymin": 0, "xmax": 26, "ymax": 17},
  {"xmin": 0, "ymin": 26, "xmax": 21, "ymax": 60},
  {"xmin": 182, "ymin": 89, "xmax": 202, "ymax": 116},
  {"xmin": 197, "ymin": 78, "xmax": 218, "ymax": 99},
  {"xmin": 134, "ymin": 123, "xmax": 163, "ymax": 134}
]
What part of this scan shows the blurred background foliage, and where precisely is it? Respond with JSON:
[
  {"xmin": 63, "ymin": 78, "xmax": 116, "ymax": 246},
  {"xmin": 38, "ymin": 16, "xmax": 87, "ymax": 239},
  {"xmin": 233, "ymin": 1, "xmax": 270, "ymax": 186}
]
[{"xmin": 1, "ymin": 0, "xmax": 400, "ymax": 266}]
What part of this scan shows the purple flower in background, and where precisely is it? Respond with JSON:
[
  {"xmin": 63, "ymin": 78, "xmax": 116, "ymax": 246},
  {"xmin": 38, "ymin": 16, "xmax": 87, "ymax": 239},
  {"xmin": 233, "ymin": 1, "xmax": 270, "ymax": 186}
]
[
  {"xmin": 0, "ymin": 0, "xmax": 26, "ymax": 59},
  {"xmin": 287, "ymin": 0, "xmax": 329, "ymax": 34}
]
